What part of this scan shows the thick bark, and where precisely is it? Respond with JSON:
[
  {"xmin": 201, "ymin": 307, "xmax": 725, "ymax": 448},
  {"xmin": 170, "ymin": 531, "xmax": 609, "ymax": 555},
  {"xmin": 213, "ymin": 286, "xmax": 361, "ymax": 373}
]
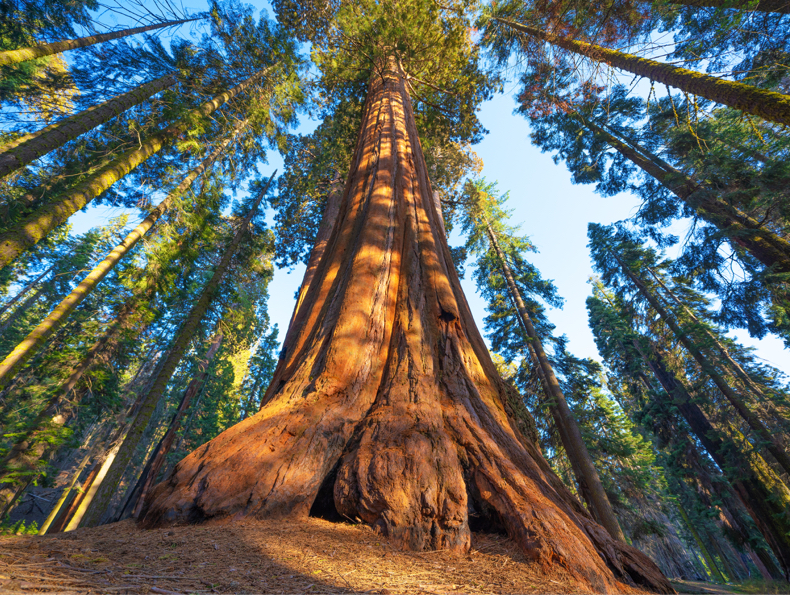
[
  {"xmin": 0, "ymin": 18, "xmax": 199, "ymax": 66},
  {"xmin": 582, "ymin": 118, "xmax": 790, "ymax": 273},
  {"xmin": 496, "ymin": 17, "xmax": 790, "ymax": 126},
  {"xmin": 637, "ymin": 343, "xmax": 790, "ymax": 577},
  {"xmin": 485, "ymin": 220, "xmax": 625, "ymax": 542},
  {"xmin": 617, "ymin": 255, "xmax": 790, "ymax": 477},
  {"xmin": 79, "ymin": 174, "xmax": 274, "ymax": 529},
  {"xmin": 129, "ymin": 332, "xmax": 224, "ymax": 518},
  {"xmin": 0, "ymin": 69, "xmax": 265, "ymax": 270},
  {"xmin": 0, "ymin": 125, "xmax": 244, "ymax": 389},
  {"xmin": 140, "ymin": 68, "xmax": 672, "ymax": 593},
  {"xmin": 0, "ymin": 74, "xmax": 176, "ymax": 178},
  {"xmin": 666, "ymin": 0, "xmax": 790, "ymax": 13}
]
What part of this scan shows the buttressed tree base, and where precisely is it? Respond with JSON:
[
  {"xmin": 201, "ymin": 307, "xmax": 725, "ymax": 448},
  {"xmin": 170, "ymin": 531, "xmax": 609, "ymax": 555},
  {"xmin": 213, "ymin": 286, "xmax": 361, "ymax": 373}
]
[{"xmin": 141, "ymin": 66, "xmax": 674, "ymax": 594}]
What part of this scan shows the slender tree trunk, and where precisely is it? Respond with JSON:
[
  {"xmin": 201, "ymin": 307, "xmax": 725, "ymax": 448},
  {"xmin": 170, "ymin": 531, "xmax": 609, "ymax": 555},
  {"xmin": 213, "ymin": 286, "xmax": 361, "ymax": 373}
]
[
  {"xmin": 0, "ymin": 68, "xmax": 266, "ymax": 270},
  {"xmin": 484, "ymin": 220, "xmax": 625, "ymax": 542},
  {"xmin": 0, "ymin": 18, "xmax": 199, "ymax": 67},
  {"xmin": 48, "ymin": 463, "xmax": 100, "ymax": 533},
  {"xmin": 37, "ymin": 450, "xmax": 91, "ymax": 534},
  {"xmin": 675, "ymin": 502, "xmax": 725, "ymax": 583},
  {"xmin": 129, "ymin": 332, "xmax": 224, "ymax": 518},
  {"xmin": 0, "ymin": 305, "xmax": 132, "ymax": 514},
  {"xmin": 495, "ymin": 17, "xmax": 790, "ymax": 126},
  {"xmin": 645, "ymin": 265, "xmax": 789, "ymax": 428},
  {"xmin": 0, "ymin": 282, "xmax": 48, "ymax": 338},
  {"xmin": 666, "ymin": 0, "xmax": 790, "ymax": 13},
  {"xmin": 0, "ymin": 74, "xmax": 177, "ymax": 178},
  {"xmin": 636, "ymin": 341, "xmax": 790, "ymax": 577},
  {"xmin": 79, "ymin": 174, "xmax": 275, "ymax": 529},
  {"xmin": 582, "ymin": 117, "xmax": 790, "ymax": 273},
  {"xmin": 139, "ymin": 65, "xmax": 671, "ymax": 593},
  {"xmin": 0, "ymin": 125, "xmax": 244, "ymax": 389},
  {"xmin": 616, "ymin": 254, "xmax": 790, "ymax": 477},
  {"xmin": 0, "ymin": 264, "xmax": 54, "ymax": 320}
]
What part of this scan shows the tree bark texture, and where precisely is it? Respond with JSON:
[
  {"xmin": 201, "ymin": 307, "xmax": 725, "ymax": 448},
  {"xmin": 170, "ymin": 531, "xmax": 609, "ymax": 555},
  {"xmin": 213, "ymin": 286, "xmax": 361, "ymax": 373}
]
[
  {"xmin": 496, "ymin": 18, "xmax": 790, "ymax": 127},
  {"xmin": 140, "ymin": 69, "xmax": 673, "ymax": 594},
  {"xmin": 0, "ymin": 18, "xmax": 199, "ymax": 66},
  {"xmin": 0, "ymin": 74, "xmax": 177, "ymax": 178},
  {"xmin": 484, "ymin": 219, "xmax": 625, "ymax": 543},
  {"xmin": 0, "ymin": 68, "xmax": 265, "ymax": 271},
  {"xmin": 0, "ymin": 124, "xmax": 244, "ymax": 389},
  {"xmin": 79, "ymin": 175, "xmax": 273, "ymax": 528},
  {"xmin": 582, "ymin": 118, "xmax": 790, "ymax": 274}
]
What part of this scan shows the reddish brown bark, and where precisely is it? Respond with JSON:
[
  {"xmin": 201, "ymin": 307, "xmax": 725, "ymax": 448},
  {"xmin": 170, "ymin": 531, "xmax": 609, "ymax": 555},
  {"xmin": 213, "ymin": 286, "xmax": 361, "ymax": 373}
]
[{"xmin": 141, "ymin": 67, "xmax": 673, "ymax": 593}]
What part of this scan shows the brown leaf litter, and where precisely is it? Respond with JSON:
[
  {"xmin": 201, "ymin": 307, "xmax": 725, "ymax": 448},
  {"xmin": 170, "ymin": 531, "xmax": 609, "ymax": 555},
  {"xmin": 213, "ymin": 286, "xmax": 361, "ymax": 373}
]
[{"xmin": 0, "ymin": 517, "xmax": 643, "ymax": 594}]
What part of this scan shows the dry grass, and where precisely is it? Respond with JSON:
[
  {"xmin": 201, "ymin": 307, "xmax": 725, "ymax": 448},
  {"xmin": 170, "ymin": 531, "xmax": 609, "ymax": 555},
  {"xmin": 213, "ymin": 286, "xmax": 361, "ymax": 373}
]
[{"xmin": 0, "ymin": 517, "xmax": 633, "ymax": 594}]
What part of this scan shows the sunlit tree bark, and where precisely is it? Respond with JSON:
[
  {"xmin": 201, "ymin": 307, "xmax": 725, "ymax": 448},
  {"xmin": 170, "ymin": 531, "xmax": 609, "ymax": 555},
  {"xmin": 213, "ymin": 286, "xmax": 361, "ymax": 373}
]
[{"xmin": 140, "ymin": 65, "xmax": 672, "ymax": 593}]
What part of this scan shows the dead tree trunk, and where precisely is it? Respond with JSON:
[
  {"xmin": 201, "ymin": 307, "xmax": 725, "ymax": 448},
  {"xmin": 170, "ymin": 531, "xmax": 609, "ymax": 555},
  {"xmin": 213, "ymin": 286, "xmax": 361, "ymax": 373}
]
[{"xmin": 140, "ymin": 65, "xmax": 673, "ymax": 593}]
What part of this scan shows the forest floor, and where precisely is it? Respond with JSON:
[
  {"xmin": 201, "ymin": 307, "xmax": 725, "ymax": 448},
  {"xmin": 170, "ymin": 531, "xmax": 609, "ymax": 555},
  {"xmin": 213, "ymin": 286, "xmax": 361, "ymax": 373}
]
[{"xmin": 0, "ymin": 516, "xmax": 649, "ymax": 594}]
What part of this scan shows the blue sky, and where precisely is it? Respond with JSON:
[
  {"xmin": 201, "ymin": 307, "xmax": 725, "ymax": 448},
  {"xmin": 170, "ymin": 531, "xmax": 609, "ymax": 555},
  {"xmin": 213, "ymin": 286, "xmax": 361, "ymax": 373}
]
[{"xmin": 68, "ymin": 0, "xmax": 790, "ymax": 376}]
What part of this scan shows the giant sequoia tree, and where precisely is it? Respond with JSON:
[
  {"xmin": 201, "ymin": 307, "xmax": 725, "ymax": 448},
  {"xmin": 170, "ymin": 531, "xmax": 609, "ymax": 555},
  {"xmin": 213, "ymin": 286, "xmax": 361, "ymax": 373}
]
[{"xmin": 140, "ymin": 1, "xmax": 671, "ymax": 591}]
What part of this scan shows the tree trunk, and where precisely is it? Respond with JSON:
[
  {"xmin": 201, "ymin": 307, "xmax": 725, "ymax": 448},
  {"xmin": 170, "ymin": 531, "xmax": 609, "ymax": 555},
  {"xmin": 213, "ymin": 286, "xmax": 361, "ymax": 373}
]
[
  {"xmin": 48, "ymin": 463, "xmax": 100, "ymax": 533},
  {"xmin": 484, "ymin": 219, "xmax": 625, "ymax": 542},
  {"xmin": 616, "ymin": 254, "xmax": 790, "ymax": 478},
  {"xmin": 645, "ymin": 267, "xmax": 787, "ymax": 440},
  {"xmin": 0, "ymin": 282, "xmax": 49, "ymax": 339},
  {"xmin": 140, "ymin": 66, "xmax": 672, "ymax": 593},
  {"xmin": 79, "ymin": 174, "xmax": 274, "ymax": 529},
  {"xmin": 666, "ymin": 0, "xmax": 790, "ymax": 14},
  {"xmin": 495, "ymin": 17, "xmax": 790, "ymax": 126},
  {"xmin": 674, "ymin": 502, "xmax": 725, "ymax": 583},
  {"xmin": 0, "ymin": 68, "xmax": 265, "ymax": 270},
  {"xmin": 0, "ymin": 18, "xmax": 199, "ymax": 67},
  {"xmin": 0, "ymin": 124, "xmax": 244, "ymax": 389},
  {"xmin": 0, "ymin": 306, "xmax": 132, "ymax": 514},
  {"xmin": 129, "ymin": 331, "xmax": 224, "ymax": 518},
  {"xmin": 582, "ymin": 117, "xmax": 790, "ymax": 273},
  {"xmin": 0, "ymin": 74, "xmax": 176, "ymax": 178},
  {"xmin": 0, "ymin": 264, "xmax": 54, "ymax": 320},
  {"xmin": 288, "ymin": 173, "xmax": 345, "ymax": 329},
  {"xmin": 37, "ymin": 450, "xmax": 91, "ymax": 534},
  {"xmin": 636, "ymin": 342, "xmax": 790, "ymax": 577},
  {"xmin": 645, "ymin": 265, "xmax": 789, "ymax": 429}
]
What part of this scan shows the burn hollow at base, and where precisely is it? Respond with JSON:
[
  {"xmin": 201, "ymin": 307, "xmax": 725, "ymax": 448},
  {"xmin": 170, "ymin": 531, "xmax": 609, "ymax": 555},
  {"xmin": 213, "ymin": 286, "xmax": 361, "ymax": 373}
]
[{"xmin": 309, "ymin": 460, "xmax": 509, "ymax": 537}]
